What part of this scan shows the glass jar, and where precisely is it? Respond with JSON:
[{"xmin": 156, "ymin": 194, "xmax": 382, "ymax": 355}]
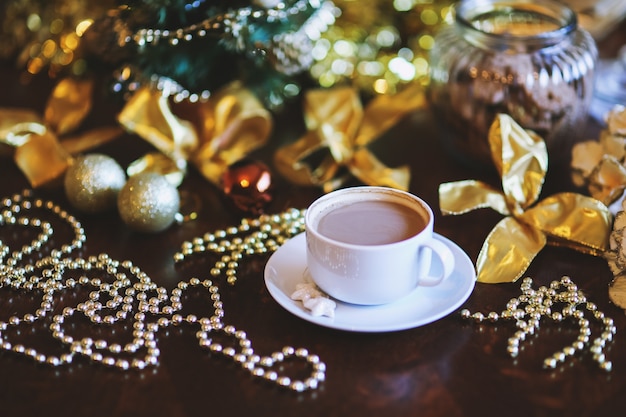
[{"xmin": 428, "ymin": 0, "xmax": 597, "ymax": 169}]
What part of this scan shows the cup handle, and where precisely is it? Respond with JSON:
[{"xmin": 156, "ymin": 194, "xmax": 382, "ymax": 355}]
[{"xmin": 418, "ymin": 238, "xmax": 455, "ymax": 286}]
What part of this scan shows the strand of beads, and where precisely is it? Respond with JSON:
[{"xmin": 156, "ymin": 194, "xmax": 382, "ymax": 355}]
[
  {"xmin": 461, "ymin": 276, "xmax": 616, "ymax": 371},
  {"xmin": 0, "ymin": 190, "xmax": 324, "ymax": 391},
  {"xmin": 171, "ymin": 208, "xmax": 326, "ymax": 391},
  {"xmin": 0, "ymin": 190, "xmax": 87, "ymax": 366},
  {"xmin": 165, "ymin": 277, "xmax": 325, "ymax": 392},
  {"xmin": 0, "ymin": 189, "xmax": 85, "ymax": 273},
  {"xmin": 122, "ymin": 0, "xmax": 325, "ymax": 48},
  {"xmin": 174, "ymin": 208, "xmax": 306, "ymax": 284}
]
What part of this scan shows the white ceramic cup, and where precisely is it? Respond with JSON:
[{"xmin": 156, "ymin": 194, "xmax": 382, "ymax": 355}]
[{"xmin": 305, "ymin": 186, "xmax": 455, "ymax": 305}]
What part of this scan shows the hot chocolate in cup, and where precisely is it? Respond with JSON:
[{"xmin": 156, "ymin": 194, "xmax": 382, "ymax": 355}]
[{"xmin": 305, "ymin": 186, "xmax": 455, "ymax": 305}]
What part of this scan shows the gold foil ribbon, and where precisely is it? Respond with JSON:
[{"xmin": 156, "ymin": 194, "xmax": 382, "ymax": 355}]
[
  {"xmin": 274, "ymin": 85, "xmax": 427, "ymax": 192},
  {"xmin": 571, "ymin": 105, "xmax": 626, "ymax": 206},
  {"xmin": 2, "ymin": 77, "xmax": 271, "ymax": 190},
  {"xmin": 439, "ymin": 114, "xmax": 612, "ymax": 284},
  {"xmin": 0, "ymin": 78, "xmax": 123, "ymax": 187},
  {"xmin": 118, "ymin": 82, "xmax": 272, "ymax": 186}
]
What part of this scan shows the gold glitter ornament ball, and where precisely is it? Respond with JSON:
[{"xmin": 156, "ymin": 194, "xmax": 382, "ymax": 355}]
[
  {"xmin": 64, "ymin": 153, "xmax": 127, "ymax": 213},
  {"xmin": 117, "ymin": 172, "xmax": 180, "ymax": 233}
]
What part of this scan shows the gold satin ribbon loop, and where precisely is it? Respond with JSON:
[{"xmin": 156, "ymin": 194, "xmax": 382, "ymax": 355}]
[
  {"xmin": 14, "ymin": 131, "xmax": 72, "ymax": 188},
  {"xmin": 439, "ymin": 180, "xmax": 510, "ymax": 216},
  {"xmin": 475, "ymin": 217, "xmax": 546, "ymax": 284},
  {"xmin": 519, "ymin": 192, "xmax": 611, "ymax": 255},
  {"xmin": 118, "ymin": 82, "xmax": 272, "ymax": 186},
  {"xmin": 45, "ymin": 78, "xmax": 94, "ymax": 136},
  {"xmin": 275, "ymin": 85, "xmax": 426, "ymax": 192},
  {"xmin": 350, "ymin": 148, "xmax": 410, "ymax": 190},
  {"xmin": 490, "ymin": 114, "xmax": 548, "ymax": 215},
  {"xmin": 0, "ymin": 110, "xmax": 46, "ymax": 147},
  {"xmin": 440, "ymin": 114, "xmax": 612, "ymax": 284},
  {"xmin": 192, "ymin": 84, "xmax": 273, "ymax": 184},
  {"xmin": 118, "ymin": 87, "xmax": 198, "ymax": 172},
  {"xmin": 0, "ymin": 78, "xmax": 122, "ymax": 187}
]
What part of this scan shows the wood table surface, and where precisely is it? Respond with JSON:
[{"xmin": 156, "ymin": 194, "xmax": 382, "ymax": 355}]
[{"xmin": 0, "ymin": 17, "xmax": 625, "ymax": 417}]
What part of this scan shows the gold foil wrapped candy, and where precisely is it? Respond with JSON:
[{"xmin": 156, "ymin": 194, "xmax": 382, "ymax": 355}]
[
  {"xmin": 571, "ymin": 105, "xmax": 626, "ymax": 206},
  {"xmin": 573, "ymin": 105, "xmax": 626, "ymax": 311},
  {"xmin": 608, "ymin": 202, "xmax": 626, "ymax": 309},
  {"xmin": 440, "ymin": 114, "xmax": 612, "ymax": 284}
]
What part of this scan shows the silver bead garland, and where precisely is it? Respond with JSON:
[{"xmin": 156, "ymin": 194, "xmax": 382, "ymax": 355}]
[
  {"xmin": 121, "ymin": 0, "xmax": 332, "ymax": 49},
  {"xmin": 110, "ymin": 0, "xmax": 338, "ymax": 102},
  {"xmin": 0, "ymin": 190, "xmax": 323, "ymax": 392},
  {"xmin": 461, "ymin": 276, "xmax": 616, "ymax": 372}
]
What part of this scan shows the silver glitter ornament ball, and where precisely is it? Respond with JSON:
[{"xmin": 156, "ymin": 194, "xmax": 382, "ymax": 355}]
[
  {"xmin": 117, "ymin": 172, "xmax": 180, "ymax": 233},
  {"xmin": 64, "ymin": 153, "xmax": 127, "ymax": 213}
]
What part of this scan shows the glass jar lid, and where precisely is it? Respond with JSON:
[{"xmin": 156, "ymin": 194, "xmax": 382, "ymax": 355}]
[{"xmin": 455, "ymin": 0, "xmax": 578, "ymax": 51}]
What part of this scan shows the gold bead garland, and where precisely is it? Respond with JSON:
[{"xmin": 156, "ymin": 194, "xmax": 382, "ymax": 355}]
[
  {"xmin": 0, "ymin": 190, "xmax": 324, "ymax": 392},
  {"xmin": 174, "ymin": 208, "xmax": 306, "ymax": 285},
  {"xmin": 461, "ymin": 276, "xmax": 616, "ymax": 371}
]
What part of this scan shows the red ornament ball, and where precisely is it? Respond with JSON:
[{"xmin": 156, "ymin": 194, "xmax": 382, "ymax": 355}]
[{"xmin": 221, "ymin": 160, "xmax": 273, "ymax": 214}]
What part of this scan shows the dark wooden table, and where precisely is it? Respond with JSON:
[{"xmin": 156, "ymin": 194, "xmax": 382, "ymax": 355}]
[{"xmin": 0, "ymin": 19, "xmax": 625, "ymax": 417}]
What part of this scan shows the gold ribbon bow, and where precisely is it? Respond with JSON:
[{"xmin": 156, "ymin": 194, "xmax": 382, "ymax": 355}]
[
  {"xmin": 439, "ymin": 114, "xmax": 612, "ymax": 284},
  {"xmin": 117, "ymin": 82, "xmax": 272, "ymax": 186},
  {"xmin": 0, "ymin": 78, "xmax": 122, "ymax": 187},
  {"xmin": 274, "ymin": 85, "xmax": 427, "ymax": 192}
]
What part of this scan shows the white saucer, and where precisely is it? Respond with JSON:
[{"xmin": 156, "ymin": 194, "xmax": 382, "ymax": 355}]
[{"xmin": 264, "ymin": 232, "xmax": 476, "ymax": 333}]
